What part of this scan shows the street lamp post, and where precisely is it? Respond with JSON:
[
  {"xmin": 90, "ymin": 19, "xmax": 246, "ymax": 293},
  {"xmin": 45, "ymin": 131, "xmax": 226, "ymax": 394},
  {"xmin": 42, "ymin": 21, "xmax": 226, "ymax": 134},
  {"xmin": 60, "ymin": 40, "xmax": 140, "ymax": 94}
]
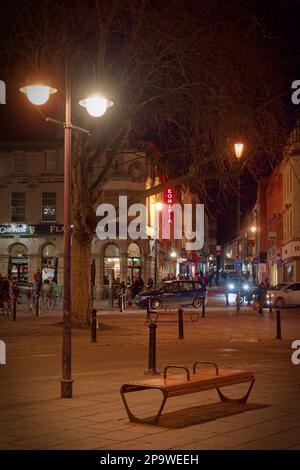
[
  {"xmin": 61, "ymin": 66, "xmax": 72, "ymax": 398},
  {"xmin": 20, "ymin": 67, "xmax": 113, "ymax": 398},
  {"xmin": 234, "ymin": 143, "xmax": 244, "ymax": 314}
]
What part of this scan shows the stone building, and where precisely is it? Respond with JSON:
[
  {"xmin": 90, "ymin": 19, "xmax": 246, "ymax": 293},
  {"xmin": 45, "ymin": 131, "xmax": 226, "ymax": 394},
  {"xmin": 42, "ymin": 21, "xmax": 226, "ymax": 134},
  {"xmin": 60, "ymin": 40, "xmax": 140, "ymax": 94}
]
[{"xmin": 0, "ymin": 141, "xmax": 204, "ymax": 297}]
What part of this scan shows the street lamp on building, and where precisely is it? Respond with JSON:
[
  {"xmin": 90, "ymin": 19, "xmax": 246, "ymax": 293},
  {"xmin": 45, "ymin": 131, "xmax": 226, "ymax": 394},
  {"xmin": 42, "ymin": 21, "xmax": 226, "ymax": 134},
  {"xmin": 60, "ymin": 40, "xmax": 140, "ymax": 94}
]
[
  {"xmin": 20, "ymin": 71, "xmax": 113, "ymax": 398},
  {"xmin": 234, "ymin": 142, "xmax": 244, "ymax": 314}
]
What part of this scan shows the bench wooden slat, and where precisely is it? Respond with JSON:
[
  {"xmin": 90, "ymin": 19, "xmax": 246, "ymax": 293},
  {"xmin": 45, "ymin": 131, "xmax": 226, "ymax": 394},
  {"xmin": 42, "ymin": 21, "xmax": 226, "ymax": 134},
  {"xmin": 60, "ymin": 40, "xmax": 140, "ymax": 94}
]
[{"xmin": 125, "ymin": 369, "xmax": 253, "ymax": 390}]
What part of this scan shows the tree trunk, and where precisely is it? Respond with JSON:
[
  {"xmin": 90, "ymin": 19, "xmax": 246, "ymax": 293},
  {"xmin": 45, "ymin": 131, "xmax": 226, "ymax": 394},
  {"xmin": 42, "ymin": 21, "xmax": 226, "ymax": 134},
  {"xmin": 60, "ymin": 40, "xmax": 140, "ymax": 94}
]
[{"xmin": 71, "ymin": 231, "xmax": 93, "ymax": 325}]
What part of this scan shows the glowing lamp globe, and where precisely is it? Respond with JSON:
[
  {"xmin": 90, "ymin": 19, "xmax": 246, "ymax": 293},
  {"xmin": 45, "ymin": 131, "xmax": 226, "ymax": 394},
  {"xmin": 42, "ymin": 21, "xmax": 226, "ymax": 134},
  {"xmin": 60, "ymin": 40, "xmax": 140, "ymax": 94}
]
[
  {"xmin": 234, "ymin": 143, "xmax": 244, "ymax": 160},
  {"xmin": 79, "ymin": 95, "xmax": 113, "ymax": 117},
  {"xmin": 20, "ymin": 84, "xmax": 57, "ymax": 105}
]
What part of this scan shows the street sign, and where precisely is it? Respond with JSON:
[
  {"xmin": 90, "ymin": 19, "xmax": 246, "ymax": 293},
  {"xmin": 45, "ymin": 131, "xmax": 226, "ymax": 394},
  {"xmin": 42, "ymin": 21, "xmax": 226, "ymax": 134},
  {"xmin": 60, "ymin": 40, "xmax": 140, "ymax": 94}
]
[{"xmin": 234, "ymin": 260, "xmax": 243, "ymax": 271}]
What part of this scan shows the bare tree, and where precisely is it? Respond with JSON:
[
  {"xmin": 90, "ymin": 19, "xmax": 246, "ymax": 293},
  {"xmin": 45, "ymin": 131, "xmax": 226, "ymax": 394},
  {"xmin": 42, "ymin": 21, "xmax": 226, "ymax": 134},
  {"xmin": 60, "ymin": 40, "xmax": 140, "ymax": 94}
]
[{"xmin": 1, "ymin": 0, "xmax": 290, "ymax": 322}]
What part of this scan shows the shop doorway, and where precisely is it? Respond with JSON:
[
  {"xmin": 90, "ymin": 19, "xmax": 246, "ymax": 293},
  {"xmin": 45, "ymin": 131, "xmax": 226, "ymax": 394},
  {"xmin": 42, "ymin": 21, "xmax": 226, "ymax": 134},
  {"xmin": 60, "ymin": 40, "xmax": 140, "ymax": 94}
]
[
  {"xmin": 103, "ymin": 244, "xmax": 120, "ymax": 284},
  {"xmin": 8, "ymin": 244, "xmax": 28, "ymax": 283},
  {"xmin": 41, "ymin": 243, "xmax": 58, "ymax": 281},
  {"xmin": 127, "ymin": 243, "xmax": 141, "ymax": 282}
]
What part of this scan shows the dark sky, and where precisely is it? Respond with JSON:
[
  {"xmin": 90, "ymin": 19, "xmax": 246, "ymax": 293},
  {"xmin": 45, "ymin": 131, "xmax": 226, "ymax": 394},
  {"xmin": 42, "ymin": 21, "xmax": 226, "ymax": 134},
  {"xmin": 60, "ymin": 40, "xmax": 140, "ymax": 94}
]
[{"xmin": 1, "ymin": 0, "xmax": 300, "ymax": 244}]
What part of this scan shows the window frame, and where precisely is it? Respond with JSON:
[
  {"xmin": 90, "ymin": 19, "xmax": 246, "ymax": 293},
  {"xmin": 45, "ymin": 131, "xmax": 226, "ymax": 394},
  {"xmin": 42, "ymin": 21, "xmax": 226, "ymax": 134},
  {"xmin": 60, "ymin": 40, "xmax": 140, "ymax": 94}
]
[
  {"xmin": 41, "ymin": 191, "xmax": 57, "ymax": 222},
  {"xmin": 12, "ymin": 151, "xmax": 25, "ymax": 174},
  {"xmin": 11, "ymin": 192, "xmax": 26, "ymax": 223},
  {"xmin": 43, "ymin": 150, "xmax": 58, "ymax": 174}
]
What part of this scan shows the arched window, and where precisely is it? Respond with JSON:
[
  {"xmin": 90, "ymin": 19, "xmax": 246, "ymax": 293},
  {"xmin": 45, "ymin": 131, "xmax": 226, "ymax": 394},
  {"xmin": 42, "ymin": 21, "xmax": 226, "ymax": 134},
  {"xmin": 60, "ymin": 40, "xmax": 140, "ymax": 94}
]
[
  {"xmin": 42, "ymin": 243, "xmax": 57, "ymax": 257},
  {"xmin": 10, "ymin": 243, "xmax": 28, "ymax": 257},
  {"xmin": 103, "ymin": 244, "xmax": 120, "ymax": 284},
  {"xmin": 127, "ymin": 243, "xmax": 141, "ymax": 282},
  {"xmin": 9, "ymin": 244, "xmax": 28, "ymax": 282}
]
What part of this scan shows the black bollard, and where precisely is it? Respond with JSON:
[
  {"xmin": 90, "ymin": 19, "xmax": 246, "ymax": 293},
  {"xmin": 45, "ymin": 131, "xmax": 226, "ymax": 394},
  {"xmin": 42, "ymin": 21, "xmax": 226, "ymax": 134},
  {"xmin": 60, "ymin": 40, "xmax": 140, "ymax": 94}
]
[
  {"xmin": 12, "ymin": 296, "xmax": 17, "ymax": 322},
  {"xmin": 147, "ymin": 323, "xmax": 159, "ymax": 374},
  {"xmin": 119, "ymin": 293, "xmax": 125, "ymax": 312},
  {"xmin": 201, "ymin": 299, "xmax": 206, "ymax": 318},
  {"xmin": 178, "ymin": 308, "xmax": 184, "ymax": 339},
  {"xmin": 269, "ymin": 305, "xmax": 273, "ymax": 313},
  {"xmin": 276, "ymin": 309, "xmax": 282, "ymax": 339},
  {"xmin": 91, "ymin": 308, "xmax": 97, "ymax": 343},
  {"xmin": 35, "ymin": 293, "xmax": 39, "ymax": 316},
  {"xmin": 225, "ymin": 292, "xmax": 229, "ymax": 305}
]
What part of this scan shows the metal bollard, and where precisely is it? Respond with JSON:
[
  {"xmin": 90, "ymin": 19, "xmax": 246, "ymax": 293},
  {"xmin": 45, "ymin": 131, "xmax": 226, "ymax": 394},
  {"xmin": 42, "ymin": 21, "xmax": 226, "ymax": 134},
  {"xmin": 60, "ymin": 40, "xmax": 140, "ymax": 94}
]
[
  {"xmin": 146, "ymin": 297, "xmax": 151, "ymax": 321},
  {"xmin": 12, "ymin": 296, "xmax": 17, "ymax": 322},
  {"xmin": 91, "ymin": 308, "xmax": 97, "ymax": 343},
  {"xmin": 147, "ymin": 323, "xmax": 159, "ymax": 374},
  {"xmin": 225, "ymin": 292, "xmax": 229, "ymax": 305},
  {"xmin": 276, "ymin": 309, "xmax": 282, "ymax": 339},
  {"xmin": 178, "ymin": 308, "xmax": 184, "ymax": 339},
  {"xmin": 35, "ymin": 293, "xmax": 40, "ymax": 316},
  {"xmin": 269, "ymin": 305, "xmax": 273, "ymax": 313},
  {"xmin": 201, "ymin": 299, "xmax": 206, "ymax": 318},
  {"xmin": 119, "ymin": 293, "xmax": 125, "ymax": 312}
]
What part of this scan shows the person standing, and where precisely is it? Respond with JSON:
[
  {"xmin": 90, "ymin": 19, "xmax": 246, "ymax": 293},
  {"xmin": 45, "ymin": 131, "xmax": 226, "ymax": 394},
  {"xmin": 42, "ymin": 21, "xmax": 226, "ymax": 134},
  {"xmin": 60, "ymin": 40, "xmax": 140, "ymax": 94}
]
[{"xmin": 33, "ymin": 268, "xmax": 42, "ymax": 294}]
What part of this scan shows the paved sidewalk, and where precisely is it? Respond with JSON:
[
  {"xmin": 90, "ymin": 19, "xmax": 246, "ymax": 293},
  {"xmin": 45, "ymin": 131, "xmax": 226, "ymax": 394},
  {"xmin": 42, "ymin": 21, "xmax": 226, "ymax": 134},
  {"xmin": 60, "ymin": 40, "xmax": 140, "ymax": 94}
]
[{"xmin": 0, "ymin": 300, "xmax": 300, "ymax": 450}]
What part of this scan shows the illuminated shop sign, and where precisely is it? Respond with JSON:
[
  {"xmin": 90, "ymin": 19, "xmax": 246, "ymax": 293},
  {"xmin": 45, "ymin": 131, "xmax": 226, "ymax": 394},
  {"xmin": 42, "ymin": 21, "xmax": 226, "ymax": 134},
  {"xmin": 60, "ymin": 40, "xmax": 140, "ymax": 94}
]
[
  {"xmin": 0, "ymin": 224, "xmax": 63, "ymax": 235},
  {"xmin": 165, "ymin": 187, "xmax": 174, "ymax": 224}
]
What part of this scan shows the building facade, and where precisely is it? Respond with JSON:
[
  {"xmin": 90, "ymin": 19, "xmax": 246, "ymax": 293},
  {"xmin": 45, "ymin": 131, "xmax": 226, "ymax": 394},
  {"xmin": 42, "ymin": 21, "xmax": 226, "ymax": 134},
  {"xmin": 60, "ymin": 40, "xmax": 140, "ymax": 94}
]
[{"xmin": 0, "ymin": 141, "xmax": 206, "ymax": 297}]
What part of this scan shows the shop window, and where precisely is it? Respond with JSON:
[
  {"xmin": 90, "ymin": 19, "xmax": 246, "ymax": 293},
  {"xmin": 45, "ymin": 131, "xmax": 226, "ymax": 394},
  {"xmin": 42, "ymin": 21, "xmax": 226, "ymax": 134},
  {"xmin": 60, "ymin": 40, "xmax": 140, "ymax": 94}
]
[
  {"xmin": 12, "ymin": 151, "xmax": 25, "ymax": 174},
  {"xmin": 41, "ymin": 243, "xmax": 58, "ymax": 281},
  {"xmin": 43, "ymin": 150, "xmax": 57, "ymax": 173},
  {"xmin": 8, "ymin": 244, "xmax": 28, "ymax": 283},
  {"xmin": 42, "ymin": 192, "xmax": 56, "ymax": 222},
  {"xmin": 104, "ymin": 244, "xmax": 120, "ymax": 284},
  {"xmin": 11, "ymin": 192, "xmax": 26, "ymax": 222}
]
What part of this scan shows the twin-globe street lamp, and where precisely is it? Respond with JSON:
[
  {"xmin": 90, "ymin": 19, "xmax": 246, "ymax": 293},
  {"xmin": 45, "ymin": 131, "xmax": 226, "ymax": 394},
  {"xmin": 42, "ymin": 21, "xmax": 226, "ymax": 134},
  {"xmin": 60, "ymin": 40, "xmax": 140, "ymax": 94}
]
[
  {"xmin": 234, "ymin": 143, "xmax": 244, "ymax": 314},
  {"xmin": 20, "ymin": 73, "xmax": 113, "ymax": 398}
]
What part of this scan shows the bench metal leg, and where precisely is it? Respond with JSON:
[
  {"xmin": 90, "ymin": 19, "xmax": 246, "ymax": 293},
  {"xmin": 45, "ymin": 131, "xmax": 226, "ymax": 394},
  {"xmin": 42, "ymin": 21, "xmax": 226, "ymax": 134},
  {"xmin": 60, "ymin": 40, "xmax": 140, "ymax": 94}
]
[
  {"xmin": 189, "ymin": 312, "xmax": 199, "ymax": 322},
  {"xmin": 216, "ymin": 379, "xmax": 255, "ymax": 404},
  {"xmin": 120, "ymin": 386, "xmax": 168, "ymax": 424}
]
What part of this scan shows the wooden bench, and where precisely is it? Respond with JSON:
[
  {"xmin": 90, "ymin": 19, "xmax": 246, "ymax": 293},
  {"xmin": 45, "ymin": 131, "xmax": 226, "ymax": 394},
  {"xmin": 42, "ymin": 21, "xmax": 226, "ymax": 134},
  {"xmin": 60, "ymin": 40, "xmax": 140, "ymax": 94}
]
[{"xmin": 120, "ymin": 362, "xmax": 255, "ymax": 424}]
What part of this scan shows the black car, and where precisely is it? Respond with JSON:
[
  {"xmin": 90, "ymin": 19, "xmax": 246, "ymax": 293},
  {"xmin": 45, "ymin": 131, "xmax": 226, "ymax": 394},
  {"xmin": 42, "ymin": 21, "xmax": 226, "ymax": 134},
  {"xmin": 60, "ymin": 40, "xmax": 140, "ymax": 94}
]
[{"xmin": 134, "ymin": 280, "xmax": 207, "ymax": 309}]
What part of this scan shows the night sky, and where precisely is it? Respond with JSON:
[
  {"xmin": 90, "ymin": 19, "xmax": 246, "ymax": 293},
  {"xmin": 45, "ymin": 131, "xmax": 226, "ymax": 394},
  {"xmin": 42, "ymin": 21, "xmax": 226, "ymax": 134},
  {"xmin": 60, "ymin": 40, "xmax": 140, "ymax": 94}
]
[{"xmin": 1, "ymin": 0, "xmax": 300, "ymax": 244}]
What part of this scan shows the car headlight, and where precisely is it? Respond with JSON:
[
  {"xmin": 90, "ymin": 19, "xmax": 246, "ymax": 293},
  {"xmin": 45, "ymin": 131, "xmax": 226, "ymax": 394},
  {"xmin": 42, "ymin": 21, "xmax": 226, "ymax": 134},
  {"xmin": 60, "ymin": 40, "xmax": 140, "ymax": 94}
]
[
  {"xmin": 229, "ymin": 283, "xmax": 234, "ymax": 289},
  {"xmin": 243, "ymin": 284, "xmax": 249, "ymax": 290}
]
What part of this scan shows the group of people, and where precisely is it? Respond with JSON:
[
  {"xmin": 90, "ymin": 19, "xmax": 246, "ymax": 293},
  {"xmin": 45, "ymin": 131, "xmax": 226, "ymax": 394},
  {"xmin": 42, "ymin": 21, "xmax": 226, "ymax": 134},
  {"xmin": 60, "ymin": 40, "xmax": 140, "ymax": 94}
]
[
  {"xmin": 118, "ymin": 276, "xmax": 145, "ymax": 306},
  {"xmin": 0, "ymin": 275, "xmax": 19, "ymax": 315},
  {"xmin": 253, "ymin": 278, "xmax": 271, "ymax": 314},
  {"xmin": 33, "ymin": 268, "xmax": 59, "ymax": 299}
]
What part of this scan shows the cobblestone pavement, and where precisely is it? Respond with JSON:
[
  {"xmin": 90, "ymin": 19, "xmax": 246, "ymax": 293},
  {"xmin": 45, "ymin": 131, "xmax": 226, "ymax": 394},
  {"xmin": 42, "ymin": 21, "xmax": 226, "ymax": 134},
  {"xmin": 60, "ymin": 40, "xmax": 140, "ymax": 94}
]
[{"xmin": 0, "ymin": 291, "xmax": 300, "ymax": 450}]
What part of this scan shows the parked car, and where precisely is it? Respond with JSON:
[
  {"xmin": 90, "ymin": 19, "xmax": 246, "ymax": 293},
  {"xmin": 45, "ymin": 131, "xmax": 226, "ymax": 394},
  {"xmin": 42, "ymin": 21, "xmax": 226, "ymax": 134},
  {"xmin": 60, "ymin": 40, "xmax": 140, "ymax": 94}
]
[
  {"xmin": 266, "ymin": 282, "xmax": 300, "ymax": 308},
  {"xmin": 134, "ymin": 280, "xmax": 207, "ymax": 309}
]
